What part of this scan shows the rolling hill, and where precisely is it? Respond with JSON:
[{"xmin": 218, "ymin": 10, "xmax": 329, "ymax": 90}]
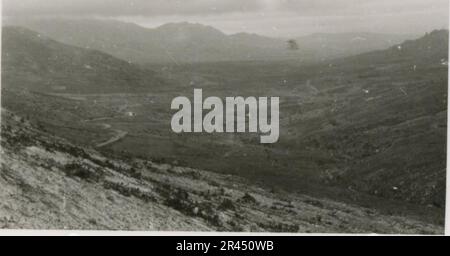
[
  {"xmin": 1, "ymin": 26, "xmax": 167, "ymax": 93},
  {"xmin": 341, "ymin": 29, "xmax": 449, "ymax": 65},
  {"xmin": 281, "ymin": 30, "xmax": 448, "ymax": 211}
]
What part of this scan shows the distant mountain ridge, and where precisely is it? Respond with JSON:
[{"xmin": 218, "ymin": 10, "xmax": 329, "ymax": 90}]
[{"xmin": 5, "ymin": 18, "xmax": 417, "ymax": 64}]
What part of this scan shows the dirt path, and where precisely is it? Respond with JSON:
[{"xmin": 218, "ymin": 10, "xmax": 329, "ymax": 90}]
[
  {"xmin": 82, "ymin": 117, "xmax": 115, "ymax": 122},
  {"xmin": 82, "ymin": 117, "xmax": 128, "ymax": 148},
  {"xmin": 95, "ymin": 130, "xmax": 128, "ymax": 148}
]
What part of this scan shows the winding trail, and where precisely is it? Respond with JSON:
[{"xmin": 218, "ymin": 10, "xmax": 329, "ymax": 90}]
[
  {"xmin": 82, "ymin": 117, "xmax": 128, "ymax": 148},
  {"xmin": 95, "ymin": 130, "xmax": 128, "ymax": 148}
]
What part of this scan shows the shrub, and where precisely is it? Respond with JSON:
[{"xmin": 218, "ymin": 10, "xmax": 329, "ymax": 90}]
[
  {"xmin": 218, "ymin": 198, "xmax": 236, "ymax": 211},
  {"xmin": 63, "ymin": 162, "xmax": 101, "ymax": 182},
  {"xmin": 239, "ymin": 193, "xmax": 258, "ymax": 205}
]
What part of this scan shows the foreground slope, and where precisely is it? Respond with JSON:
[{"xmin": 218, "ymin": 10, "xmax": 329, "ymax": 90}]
[{"xmin": 0, "ymin": 109, "xmax": 443, "ymax": 233}]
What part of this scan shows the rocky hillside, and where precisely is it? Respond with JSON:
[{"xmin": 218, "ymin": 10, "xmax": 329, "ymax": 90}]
[{"xmin": 0, "ymin": 109, "xmax": 443, "ymax": 233}]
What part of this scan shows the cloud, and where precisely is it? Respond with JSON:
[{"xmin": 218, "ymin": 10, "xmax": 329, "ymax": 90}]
[
  {"xmin": 4, "ymin": 0, "xmax": 448, "ymax": 17},
  {"xmin": 3, "ymin": 0, "xmax": 448, "ymax": 37},
  {"xmin": 2, "ymin": 0, "xmax": 265, "ymax": 17},
  {"xmin": 275, "ymin": 0, "xmax": 449, "ymax": 16}
]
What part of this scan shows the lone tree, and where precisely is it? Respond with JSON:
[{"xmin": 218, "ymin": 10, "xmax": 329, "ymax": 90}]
[{"xmin": 287, "ymin": 39, "xmax": 299, "ymax": 51}]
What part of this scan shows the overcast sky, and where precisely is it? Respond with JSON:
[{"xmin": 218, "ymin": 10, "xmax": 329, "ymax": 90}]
[{"xmin": 2, "ymin": 0, "xmax": 449, "ymax": 37}]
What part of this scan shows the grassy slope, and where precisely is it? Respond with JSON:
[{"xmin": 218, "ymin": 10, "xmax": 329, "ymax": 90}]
[
  {"xmin": 1, "ymin": 26, "xmax": 167, "ymax": 93},
  {"xmin": 0, "ymin": 109, "xmax": 444, "ymax": 233}
]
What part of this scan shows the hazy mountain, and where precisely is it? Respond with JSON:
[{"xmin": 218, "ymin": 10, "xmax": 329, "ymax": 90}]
[
  {"xmin": 4, "ymin": 18, "xmax": 289, "ymax": 63},
  {"xmin": 1, "ymin": 26, "xmax": 167, "ymax": 93},
  {"xmin": 5, "ymin": 18, "xmax": 417, "ymax": 64},
  {"xmin": 229, "ymin": 32, "xmax": 284, "ymax": 49}
]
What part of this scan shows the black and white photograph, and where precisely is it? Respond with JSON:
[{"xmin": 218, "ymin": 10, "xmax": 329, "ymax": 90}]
[{"xmin": 0, "ymin": 0, "xmax": 448, "ymax": 235}]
